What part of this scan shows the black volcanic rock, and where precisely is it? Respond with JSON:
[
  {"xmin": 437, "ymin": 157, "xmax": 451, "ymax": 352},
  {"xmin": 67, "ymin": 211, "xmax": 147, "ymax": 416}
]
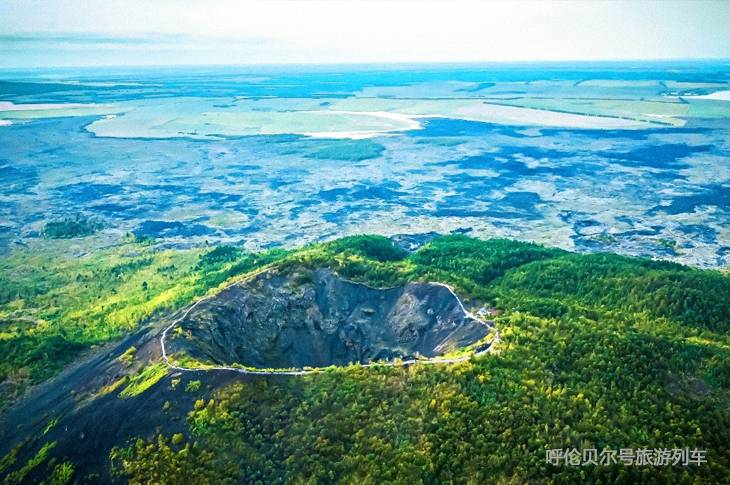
[{"xmin": 167, "ymin": 268, "xmax": 488, "ymax": 368}]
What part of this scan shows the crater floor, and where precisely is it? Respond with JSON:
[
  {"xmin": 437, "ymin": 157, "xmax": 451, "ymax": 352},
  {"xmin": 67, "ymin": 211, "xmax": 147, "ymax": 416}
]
[{"xmin": 165, "ymin": 268, "xmax": 490, "ymax": 369}]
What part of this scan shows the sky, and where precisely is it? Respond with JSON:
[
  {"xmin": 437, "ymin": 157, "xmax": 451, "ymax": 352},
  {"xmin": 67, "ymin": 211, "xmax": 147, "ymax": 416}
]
[{"xmin": 1, "ymin": 0, "xmax": 730, "ymax": 68}]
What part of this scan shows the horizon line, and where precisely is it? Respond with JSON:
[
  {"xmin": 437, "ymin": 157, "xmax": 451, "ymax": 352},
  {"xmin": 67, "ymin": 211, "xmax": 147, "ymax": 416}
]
[{"xmin": 2, "ymin": 57, "xmax": 730, "ymax": 72}]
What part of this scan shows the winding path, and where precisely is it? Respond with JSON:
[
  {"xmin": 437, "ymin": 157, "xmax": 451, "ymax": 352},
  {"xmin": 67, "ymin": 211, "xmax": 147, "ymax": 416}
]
[{"xmin": 160, "ymin": 276, "xmax": 499, "ymax": 376}]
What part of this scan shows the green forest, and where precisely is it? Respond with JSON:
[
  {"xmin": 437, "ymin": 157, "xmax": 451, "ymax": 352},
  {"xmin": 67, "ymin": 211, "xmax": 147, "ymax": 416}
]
[{"xmin": 1, "ymin": 235, "xmax": 729, "ymax": 483}]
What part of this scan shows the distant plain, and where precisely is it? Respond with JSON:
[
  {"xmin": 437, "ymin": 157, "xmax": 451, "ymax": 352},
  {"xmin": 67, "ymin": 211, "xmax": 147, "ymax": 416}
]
[{"xmin": 1, "ymin": 62, "xmax": 729, "ymax": 267}]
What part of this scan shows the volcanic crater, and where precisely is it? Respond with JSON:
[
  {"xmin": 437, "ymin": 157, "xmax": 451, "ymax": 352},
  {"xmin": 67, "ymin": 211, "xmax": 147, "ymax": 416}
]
[{"xmin": 165, "ymin": 268, "xmax": 490, "ymax": 369}]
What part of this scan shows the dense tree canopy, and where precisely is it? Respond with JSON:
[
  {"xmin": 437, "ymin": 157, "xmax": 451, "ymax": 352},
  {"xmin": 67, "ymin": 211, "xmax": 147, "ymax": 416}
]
[{"xmin": 2, "ymin": 235, "xmax": 728, "ymax": 482}]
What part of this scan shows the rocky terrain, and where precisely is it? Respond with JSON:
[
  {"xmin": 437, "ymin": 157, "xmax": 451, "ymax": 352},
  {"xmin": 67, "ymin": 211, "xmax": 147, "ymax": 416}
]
[{"xmin": 166, "ymin": 268, "xmax": 489, "ymax": 369}]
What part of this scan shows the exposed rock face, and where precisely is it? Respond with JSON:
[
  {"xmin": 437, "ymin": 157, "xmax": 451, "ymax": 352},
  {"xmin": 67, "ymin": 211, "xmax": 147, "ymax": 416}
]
[{"xmin": 167, "ymin": 268, "xmax": 488, "ymax": 368}]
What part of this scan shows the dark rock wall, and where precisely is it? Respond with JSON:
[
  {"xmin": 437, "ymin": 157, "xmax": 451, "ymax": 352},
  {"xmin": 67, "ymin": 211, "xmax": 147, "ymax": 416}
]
[{"xmin": 170, "ymin": 268, "xmax": 488, "ymax": 368}]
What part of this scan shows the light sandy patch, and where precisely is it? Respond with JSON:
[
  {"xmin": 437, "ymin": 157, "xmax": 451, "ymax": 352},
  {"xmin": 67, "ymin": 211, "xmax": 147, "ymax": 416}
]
[
  {"xmin": 302, "ymin": 110, "xmax": 421, "ymax": 138},
  {"xmin": 480, "ymin": 98, "xmax": 687, "ymax": 127},
  {"xmin": 88, "ymin": 103, "xmax": 421, "ymax": 139},
  {"xmin": 576, "ymin": 80, "xmax": 661, "ymax": 87},
  {"xmin": 56, "ymin": 81, "xmax": 146, "ymax": 87},
  {"xmin": 0, "ymin": 101, "xmax": 119, "ymax": 122},
  {"xmin": 0, "ymin": 101, "xmax": 100, "ymax": 111},
  {"xmin": 664, "ymin": 81, "xmax": 730, "ymax": 89},
  {"xmin": 302, "ymin": 131, "xmax": 393, "ymax": 140},
  {"xmin": 508, "ymin": 180, "xmax": 557, "ymax": 200},
  {"xmin": 447, "ymin": 103, "xmax": 649, "ymax": 129},
  {"xmin": 680, "ymin": 155, "xmax": 730, "ymax": 184},
  {"xmin": 0, "ymin": 120, "xmax": 11, "ymax": 126},
  {"xmin": 690, "ymin": 90, "xmax": 730, "ymax": 101}
]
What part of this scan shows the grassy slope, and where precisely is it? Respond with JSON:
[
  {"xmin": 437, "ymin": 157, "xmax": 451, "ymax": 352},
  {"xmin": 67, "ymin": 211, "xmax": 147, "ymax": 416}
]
[
  {"xmin": 2, "ymin": 235, "xmax": 729, "ymax": 483},
  {"xmin": 0, "ymin": 239, "xmax": 286, "ymax": 409}
]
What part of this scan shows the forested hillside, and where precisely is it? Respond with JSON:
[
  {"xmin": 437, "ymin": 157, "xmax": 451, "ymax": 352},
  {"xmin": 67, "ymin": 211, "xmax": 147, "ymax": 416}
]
[{"xmin": 1, "ymin": 235, "xmax": 728, "ymax": 483}]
